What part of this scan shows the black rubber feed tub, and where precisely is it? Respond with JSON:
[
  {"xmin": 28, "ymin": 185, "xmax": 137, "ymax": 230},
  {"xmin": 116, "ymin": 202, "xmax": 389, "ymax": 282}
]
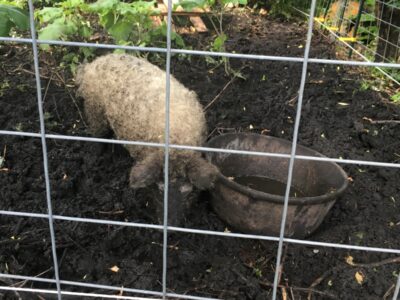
[{"xmin": 206, "ymin": 133, "xmax": 349, "ymax": 238}]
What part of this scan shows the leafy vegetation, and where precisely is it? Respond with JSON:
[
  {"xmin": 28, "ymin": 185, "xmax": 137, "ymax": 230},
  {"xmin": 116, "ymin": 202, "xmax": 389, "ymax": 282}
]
[
  {"xmin": 391, "ymin": 92, "xmax": 400, "ymax": 103},
  {"xmin": 268, "ymin": 0, "xmax": 323, "ymax": 19},
  {"xmin": 0, "ymin": 0, "xmax": 249, "ymax": 74},
  {"xmin": 35, "ymin": 0, "xmax": 91, "ymax": 49},
  {"xmin": 0, "ymin": 1, "xmax": 29, "ymax": 36}
]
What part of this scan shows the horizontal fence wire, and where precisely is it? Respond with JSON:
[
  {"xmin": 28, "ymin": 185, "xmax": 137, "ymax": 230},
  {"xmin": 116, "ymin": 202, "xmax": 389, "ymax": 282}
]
[
  {"xmin": 1, "ymin": 0, "xmax": 400, "ymax": 298},
  {"xmin": 0, "ymin": 274, "xmax": 219, "ymax": 300},
  {"xmin": 0, "ymin": 287, "xmax": 160, "ymax": 300},
  {"xmin": 1, "ymin": 210, "xmax": 400, "ymax": 254},
  {"xmin": 0, "ymin": 286, "xmax": 218, "ymax": 300},
  {"xmin": 1, "ymin": 130, "xmax": 400, "ymax": 169},
  {"xmin": 2, "ymin": 36, "xmax": 400, "ymax": 68}
]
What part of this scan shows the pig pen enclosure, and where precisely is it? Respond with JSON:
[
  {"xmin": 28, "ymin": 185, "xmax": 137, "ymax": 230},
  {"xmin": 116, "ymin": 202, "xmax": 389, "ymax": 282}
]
[{"xmin": 1, "ymin": 0, "xmax": 400, "ymax": 299}]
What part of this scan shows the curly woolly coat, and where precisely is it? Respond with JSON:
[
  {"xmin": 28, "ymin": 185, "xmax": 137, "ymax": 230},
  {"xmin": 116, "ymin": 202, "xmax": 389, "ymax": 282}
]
[{"xmin": 75, "ymin": 54, "xmax": 218, "ymax": 190}]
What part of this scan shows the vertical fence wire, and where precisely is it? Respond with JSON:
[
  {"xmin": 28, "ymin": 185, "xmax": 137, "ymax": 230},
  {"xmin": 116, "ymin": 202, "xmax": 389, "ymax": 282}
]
[
  {"xmin": 271, "ymin": 0, "xmax": 317, "ymax": 299},
  {"xmin": 382, "ymin": 4, "xmax": 394, "ymax": 60},
  {"xmin": 27, "ymin": 0, "xmax": 62, "ymax": 299},
  {"xmin": 162, "ymin": 0, "xmax": 173, "ymax": 297}
]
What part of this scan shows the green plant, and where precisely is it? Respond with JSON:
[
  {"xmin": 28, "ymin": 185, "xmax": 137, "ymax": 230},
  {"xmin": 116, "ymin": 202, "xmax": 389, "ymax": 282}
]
[
  {"xmin": 35, "ymin": 0, "xmax": 92, "ymax": 49},
  {"xmin": 61, "ymin": 46, "xmax": 95, "ymax": 73},
  {"xmin": 0, "ymin": 1, "xmax": 29, "ymax": 37},
  {"xmin": 34, "ymin": 0, "xmax": 95, "ymax": 72},
  {"xmin": 0, "ymin": 80, "xmax": 11, "ymax": 97},
  {"xmin": 184, "ymin": 0, "xmax": 246, "ymax": 77},
  {"xmin": 269, "ymin": 0, "xmax": 321, "ymax": 19},
  {"xmin": 253, "ymin": 267, "xmax": 262, "ymax": 278},
  {"xmin": 88, "ymin": 0, "xmax": 185, "ymax": 48},
  {"xmin": 391, "ymin": 92, "xmax": 400, "ymax": 103},
  {"xmin": 360, "ymin": 80, "xmax": 371, "ymax": 91},
  {"xmin": 87, "ymin": 0, "xmax": 156, "ymax": 46}
]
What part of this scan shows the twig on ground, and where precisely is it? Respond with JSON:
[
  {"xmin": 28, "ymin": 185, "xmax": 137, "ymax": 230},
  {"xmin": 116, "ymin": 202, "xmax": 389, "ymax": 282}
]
[
  {"xmin": 204, "ymin": 65, "xmax": 247, "ymax": 111},
  {"xmin": 19, "ymin": 68, "xmax": 62, "ymax": 84},
  {"xmin": 281, "ymin": 286, "xmax": 288, "ymax": 300},
  {"xmin": 207, "ymin": 127, "xmax": 236, "ymax": 138},
  {"xmin": 383, "ymin": 284, "xmax": 395, "ymax": 300},
  {"xmin": 204, "ymin": 76, "xmax": 237, "ymax": 111},
  {"xmin": 58, "ymin": 248, "xmax": 68, "ymax": 270},
  {"xmin": 42, "ymin": 73, "xmax": 53, "ymax": 104},
  {"xmin": 350, "ymin": 256, "xmax": 400, "ymax": 268},
  {"xmin": 363, "ymin": 117, "xmax": 400, "ymax": 125},
  {"xmin": 277, "ymin": 244, "xmax": 288, "ymax": 286},
  {"xmin": 12, "ymin": 267, "xmax": 53, "ymax": 288},
  {"xmin": 287, "ymin": 94, "xmax": 298, "ymax": 106},
  {"xmin": 98, "ymin": 210, "xmax": 125, "ymax": 215},
  {"xmin": 259, "ymin": 280, "xmax": 338, "ymax": 299}
]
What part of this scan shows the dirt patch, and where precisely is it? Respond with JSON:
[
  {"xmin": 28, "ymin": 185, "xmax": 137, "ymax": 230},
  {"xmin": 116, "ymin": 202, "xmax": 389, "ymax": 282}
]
[{"xmin": 1, "ymin": 12, "xmax": 400, "ymax": 300}]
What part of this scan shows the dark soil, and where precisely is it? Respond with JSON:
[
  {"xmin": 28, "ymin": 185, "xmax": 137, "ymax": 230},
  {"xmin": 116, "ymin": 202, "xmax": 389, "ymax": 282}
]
[{"xmin": 1, "ymin": 11, "xmax": 400, "ymax": 300}]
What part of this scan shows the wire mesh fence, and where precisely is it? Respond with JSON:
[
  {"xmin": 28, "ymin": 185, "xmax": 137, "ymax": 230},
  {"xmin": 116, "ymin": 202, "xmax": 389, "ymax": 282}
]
[{"xmin": 0, "ymin": 0, "xmax": 400, "ymax": 299}]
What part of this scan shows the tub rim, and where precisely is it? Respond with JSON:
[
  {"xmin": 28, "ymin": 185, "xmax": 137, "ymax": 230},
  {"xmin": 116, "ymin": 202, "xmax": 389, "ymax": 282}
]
[{"xmin": 207, "ymin": 133, "xmax": 349, "ymax": 205}]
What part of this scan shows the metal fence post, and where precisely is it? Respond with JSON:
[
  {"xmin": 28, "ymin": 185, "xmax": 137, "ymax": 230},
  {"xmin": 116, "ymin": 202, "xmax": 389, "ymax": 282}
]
[
  {"xmin": 337, "ymin": 0, "xmax": 349, "ymax": 33},
  {"xmin": 348, "ymin": 0, "xmax": 366, "ymax": 58}
]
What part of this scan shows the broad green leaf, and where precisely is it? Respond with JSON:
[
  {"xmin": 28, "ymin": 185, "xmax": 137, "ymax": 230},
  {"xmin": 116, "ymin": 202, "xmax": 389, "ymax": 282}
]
[
  {"xmin": 62, "ymin": 18, "xmax": 79, "ymax": 34},
  {"xmin": 80, "ymin": 46, "xmax": 94, "ymax": 59},
  {"xmin": 38, "ymin": 18, "xmax": 77, "ymax": 49},
  {"xmin": 221, "ymin": 0, "xmax": 247, "ymax": 5},
  {"xmin": 0, "ymin": 4, "xmax": 29, "ymax": 30},
  {"xmin": 0, "ymin": 11, "xmax": 13, "ymax": 36},
  {"xmin": 78, "ymin": 23, "xmax": 91, "ymax": 37},
  {"xmin": 36, "ymin": 7, "xmax": 63, "ymax": 23},
  {"xmin": 108, "ymin": 21, "xmax": 132, "ymax": 42},
  {"xmin": 113, "ymin": 48, "xmax": 126, "ymax": 54},
  {"xmin": 0, "ymin": 0, "xmax": 26, "ymax": 9},
  {"xmin": 118, "ymin": 1, "xmax": 154, "ymax": 16},
  {"xmin": 212, "ymin": 33, "xmax": 227, "ymax": 51},
  {"xmin": 88, "ymin": 0, "xmax": 119, "ymax": 13},
  {"xmin": 171, "ymin": 31, "xmax": 185, "ymax": 47},
  {"xmin": 205, "ymin": 0, "xmax": 215, "ymax": 6},
  {"xmin": 177, "ymin": 0, "xmax": 207, "ymax": 11},
  {"xmin": 391, "ymin": 93, "xmax": 400, "ymax": 103},
  {"xmin": 117, "ymin": 2, "xmax": 137, "ymax": 15},
  {"xmin": 132, "ymin": 0, "xmax": 155, "ymax": 11},
  {"xmin": 99, "ymin": 12, "xmax": 115, "ymax": 29},
  {"xmin": 360, "ymin": 14, "xmax": 375, "ymax": 22},
  {"xmin": 38, "ymin": 22, "xmax": 64, "ymax": 49},
  {"xmin": 62, "ymin": 0, "xmax": 84, "ymax": 8}
]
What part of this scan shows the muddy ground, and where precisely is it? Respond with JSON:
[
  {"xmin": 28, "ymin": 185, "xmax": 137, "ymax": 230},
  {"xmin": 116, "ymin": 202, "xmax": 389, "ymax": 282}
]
[{"xmin": 1, "ymin": 11, "xmax": 400, "ymax": 300}]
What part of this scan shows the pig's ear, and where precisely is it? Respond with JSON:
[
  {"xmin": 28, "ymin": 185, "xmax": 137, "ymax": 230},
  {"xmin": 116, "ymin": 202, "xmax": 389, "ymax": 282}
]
[
  {"xmin": 186, "ymin": 156, "xmax": 219, "ymax": 190},
  {"xmin": 129, "ymin": 155, "xmax": 162, "ymax": 189}
]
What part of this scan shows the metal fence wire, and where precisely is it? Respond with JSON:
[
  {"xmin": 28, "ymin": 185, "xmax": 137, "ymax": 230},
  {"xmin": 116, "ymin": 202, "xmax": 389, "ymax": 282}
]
[
  {"xmin": 0, "ymin": 0, "xmax": 400, "ymax": 299},
  {"xmin": 311, "ymin": 0, "xmax": 400, "ymax": 85}
]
